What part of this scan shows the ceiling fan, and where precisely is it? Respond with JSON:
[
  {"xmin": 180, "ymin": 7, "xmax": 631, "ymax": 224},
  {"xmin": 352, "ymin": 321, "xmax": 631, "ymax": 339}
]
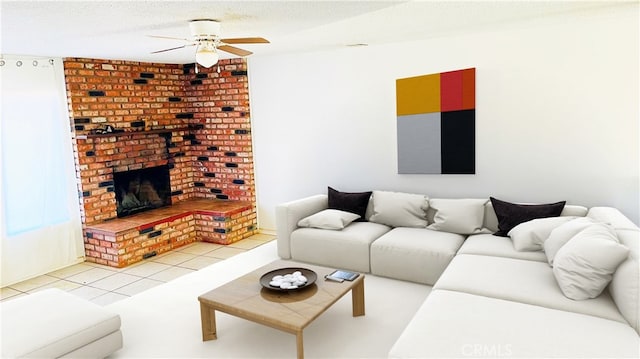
[{"xmin": 150, "ymin": 19, "xmax": 269, "ymax": 69}]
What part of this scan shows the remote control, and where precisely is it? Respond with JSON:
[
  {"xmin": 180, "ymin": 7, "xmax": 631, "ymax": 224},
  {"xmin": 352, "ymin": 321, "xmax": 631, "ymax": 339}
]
[{"xmin": 324, "ymin": 275, "xmax": 344, "ymax": 283}]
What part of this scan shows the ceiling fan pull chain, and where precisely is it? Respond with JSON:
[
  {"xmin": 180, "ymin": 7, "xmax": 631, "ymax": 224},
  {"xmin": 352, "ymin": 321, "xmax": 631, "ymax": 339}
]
[
  {"xmin": 217, "ymin": 64, "xmax": 221, "ymax": 73},
  {"xmin": 195, "ymin": 63, "xmax": 199, "ymax": 74}
]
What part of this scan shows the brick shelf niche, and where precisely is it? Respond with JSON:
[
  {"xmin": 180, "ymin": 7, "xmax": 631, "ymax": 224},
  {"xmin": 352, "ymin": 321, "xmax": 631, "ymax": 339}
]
[{"xmin": 65, "ymin": 58, "xmax": 257, "ymax": 267}]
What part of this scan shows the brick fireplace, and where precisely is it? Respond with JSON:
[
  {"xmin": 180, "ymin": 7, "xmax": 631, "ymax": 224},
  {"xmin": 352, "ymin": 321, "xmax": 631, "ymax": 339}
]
[
  {"xmin": 113, "ymin": 164, "xmax": 171, "ymax": 217},
  {"xmin": 64, "ymin": 58, "xmax": 257, "ymax": 267}
]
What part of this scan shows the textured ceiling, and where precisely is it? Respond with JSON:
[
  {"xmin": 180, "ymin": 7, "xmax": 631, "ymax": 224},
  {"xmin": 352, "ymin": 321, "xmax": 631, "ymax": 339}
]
[{"xmin": 0, "ymin": 1, "xmax": 626, "ymax": 64}]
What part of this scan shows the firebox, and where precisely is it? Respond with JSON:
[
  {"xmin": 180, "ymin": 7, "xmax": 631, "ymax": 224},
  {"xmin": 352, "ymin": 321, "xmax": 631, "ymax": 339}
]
[{"xmin": 113, "ymin": 165, "xmax": 171, "ymax": 218}]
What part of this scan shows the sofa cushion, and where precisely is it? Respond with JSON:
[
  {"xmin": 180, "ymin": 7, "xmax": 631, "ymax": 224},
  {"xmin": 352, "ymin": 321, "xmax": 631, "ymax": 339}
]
[
  {"xmin": 544, "ymin": 217, "xmax": 596, "ymax": 266},
  {"xmin": 369, "ymin": 190, "xmax": 428, "ymax": 228},
  {"xmin": 297, "ymin": 209, "xmax": 360, "ymax": 230},
  {"xmin": 426, "ymin": 198, "xmax": 489, "ymax": 235},
  {"xmin": 553, "ymin": 223, "xmax": 629, "ymax": 300},
  {"xmin": 490, "ymin": 197, "xmax": 566, "ymax": 236},
  {"xmin": 457, "ymin": 233, "xmax": 547, "ymax": 262},
  {"xmin": 389, "ymin": 289, "xmax": 640, "ymax": 358},
  {"xmin": 587, "ymin": 207, "xmax": 640, "ymax": 334},
  {"xmin": 370, "ymin": 227, "xmax": 464, "ymax": 285},
  {"xmin": 483, "ymin": 202, "xmax": 588, "ymax": 233},
  {"xmin": 327, "ymin": 186, "xmax": 371, "ymax": 221},
  {"xmin": 434, "ymin": 254, "xmax": 626, "ymax": 323},
  {"xmin": 588, "ymin": 206, "xmax": 640, "ymax": 230},
  {"xmin": 507, "ymin": 216, "xmax": 576, "ymax": 251},
  {"xmin": 290, "ymin": 222, "xmax": 391, "ymax": 273},
  {"xmin": 609, "ymin": 229, "xmax": 640, "ymax": 334}
]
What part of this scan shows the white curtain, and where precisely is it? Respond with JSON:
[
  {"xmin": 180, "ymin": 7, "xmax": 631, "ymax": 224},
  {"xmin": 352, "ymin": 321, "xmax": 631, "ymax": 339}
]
[{"xmin": 0, "ymin": 55, "xmax": 84, "ymax": 287}]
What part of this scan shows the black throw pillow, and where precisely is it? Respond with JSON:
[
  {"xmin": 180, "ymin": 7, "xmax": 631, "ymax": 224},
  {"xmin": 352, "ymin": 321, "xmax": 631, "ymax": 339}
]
[
  {"xmin": 490, "ymin": 197, "xmax": 566, "ymax": 237},
  {"xmin": 328, "ymin": 187, "xmax": 372, "ymax": 222}
]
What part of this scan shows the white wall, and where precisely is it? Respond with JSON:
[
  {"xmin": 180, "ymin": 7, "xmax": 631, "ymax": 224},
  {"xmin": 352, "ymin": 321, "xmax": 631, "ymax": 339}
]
[{"xmin": 249, "ymin": 4, "xmax": 639, "ymax": 230}]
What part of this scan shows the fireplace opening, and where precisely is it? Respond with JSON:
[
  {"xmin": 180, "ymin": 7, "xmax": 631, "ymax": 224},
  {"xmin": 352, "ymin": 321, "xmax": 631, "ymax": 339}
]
[{"xmin": 113, "ymin": 165, "xmax": 171, "ymax": 218}]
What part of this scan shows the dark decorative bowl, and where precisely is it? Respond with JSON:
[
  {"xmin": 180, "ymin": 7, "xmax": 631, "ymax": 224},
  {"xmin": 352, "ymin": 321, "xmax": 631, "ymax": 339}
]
[{"xmin": 260, "ymin": 267, "xmax": 317, "ymax": 292}]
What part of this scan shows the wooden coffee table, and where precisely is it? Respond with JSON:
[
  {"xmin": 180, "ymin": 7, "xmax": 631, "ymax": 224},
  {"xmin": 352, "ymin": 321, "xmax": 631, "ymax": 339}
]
[{"xmin": 198, "ymin": 260, "xmax": 365, "ymax": 359}]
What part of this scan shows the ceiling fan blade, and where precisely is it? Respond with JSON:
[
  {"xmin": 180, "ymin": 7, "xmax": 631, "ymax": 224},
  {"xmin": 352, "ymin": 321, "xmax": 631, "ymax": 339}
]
[
  {"xmin": 218, "ymin": 45, "xmax": 253, "ymax": 57},
  {"xmin": 220, "ymin": 37, "xmax": 270, "ymax": 44},
  {"xmin": 151, "ymin": 44, "xmax": 193, "ymax": 54},
  {"xmin": 148, "ymin": 35, "xmax": 190, "ymax": 41}
]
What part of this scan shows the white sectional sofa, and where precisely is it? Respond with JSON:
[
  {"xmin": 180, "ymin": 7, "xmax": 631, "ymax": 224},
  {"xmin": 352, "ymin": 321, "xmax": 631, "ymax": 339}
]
[{"xmin": 275, "ymin": 190, "xmax": 640, "ymax": 358}]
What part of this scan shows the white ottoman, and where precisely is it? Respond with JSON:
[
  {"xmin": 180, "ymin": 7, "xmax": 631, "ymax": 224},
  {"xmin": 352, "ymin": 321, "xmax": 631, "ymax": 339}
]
[
  {"xmin": 370, "ymin": 227, "xmax": 465, "ymax": 285},
  {"xmin": 1, "ymin": 288, "xmax": 122, "ymax": 358}
]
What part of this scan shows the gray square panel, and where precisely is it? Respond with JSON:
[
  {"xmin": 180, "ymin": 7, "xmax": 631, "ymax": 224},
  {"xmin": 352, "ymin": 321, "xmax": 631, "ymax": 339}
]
[{"xmin": 397, "ymin": 113, "xmax": 441, "ymax": 174}]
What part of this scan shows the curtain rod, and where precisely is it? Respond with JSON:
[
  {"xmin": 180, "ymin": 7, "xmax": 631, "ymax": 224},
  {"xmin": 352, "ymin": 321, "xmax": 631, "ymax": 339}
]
[{"xmin": 0, "ymin": 56, "xmax": 56, "ymax": 67}]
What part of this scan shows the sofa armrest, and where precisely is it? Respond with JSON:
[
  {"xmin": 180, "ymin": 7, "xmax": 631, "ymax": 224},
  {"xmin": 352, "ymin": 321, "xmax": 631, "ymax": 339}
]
[{"xmin": 275, "ymin": 194, "xmax": 328, "ymax": 259}]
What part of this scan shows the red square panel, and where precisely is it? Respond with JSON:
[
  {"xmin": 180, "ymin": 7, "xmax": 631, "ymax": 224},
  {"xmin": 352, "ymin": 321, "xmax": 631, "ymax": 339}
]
[{"xmin": 440, "ymin": 70, "xmax": 463, "ymax": 111}]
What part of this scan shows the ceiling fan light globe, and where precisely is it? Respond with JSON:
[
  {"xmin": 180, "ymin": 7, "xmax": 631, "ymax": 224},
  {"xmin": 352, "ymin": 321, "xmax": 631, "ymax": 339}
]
[{"xmin": 195, "ymin": 49, "xmax": 219, "ymax": 68}]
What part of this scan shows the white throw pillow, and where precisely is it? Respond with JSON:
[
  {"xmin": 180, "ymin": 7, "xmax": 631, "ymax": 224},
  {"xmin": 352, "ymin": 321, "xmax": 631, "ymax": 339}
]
[
  {"xmin": 508, "ymin": 216, "xmax": 576, "ymax": 252},
  {"xmin": 297, "ymin": 209, "xmax": 360, "ymax": 230},
  {"xmin": 553, "ymin": 223, "xmax": 629, "ymax": 300},
  {"xmin": 427, "ymin": 198, "xmax": 489, "ymax": 235},
  {"xmin": 544, "ymin": 217, "xmax": 595, "ymax": 266},
  {"xmin": 369, "ymin": 191, "xmax": 429, "ymax": 228}
]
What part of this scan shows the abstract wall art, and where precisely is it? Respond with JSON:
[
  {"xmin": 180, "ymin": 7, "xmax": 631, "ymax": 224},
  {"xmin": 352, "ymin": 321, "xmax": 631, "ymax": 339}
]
[{"xmin": 396, "ymin": 68, "xmax": 475, "ymax": 174}]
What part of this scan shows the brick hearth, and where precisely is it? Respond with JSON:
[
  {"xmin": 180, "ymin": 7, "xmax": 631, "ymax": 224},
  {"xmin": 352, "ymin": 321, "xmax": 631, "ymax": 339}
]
[
  {"xmin": 84, "ymin": 199, "xmax": 255, "ymax": 267},
  {"xmin": 64, "ymin": 58, "xmax": 257, "ymax": 267}
]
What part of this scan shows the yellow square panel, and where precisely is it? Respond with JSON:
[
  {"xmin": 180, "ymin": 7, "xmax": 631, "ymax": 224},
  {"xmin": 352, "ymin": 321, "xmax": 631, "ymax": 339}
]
[{"xmin": 396, "ymin": 74, "xmax": 441, "ymax": 115}]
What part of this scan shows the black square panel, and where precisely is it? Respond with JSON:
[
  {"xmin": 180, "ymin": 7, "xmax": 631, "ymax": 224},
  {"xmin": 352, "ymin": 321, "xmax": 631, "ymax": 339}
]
[{"xmin": 441, "ymin": 110, "xmax": 475, "ymax": 174}]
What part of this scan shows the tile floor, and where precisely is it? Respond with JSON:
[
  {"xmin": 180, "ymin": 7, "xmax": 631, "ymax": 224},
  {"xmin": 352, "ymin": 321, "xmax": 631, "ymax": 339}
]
[{"xmin": 0, "ymin": 233, "xmax": 275, "ymax": 306}]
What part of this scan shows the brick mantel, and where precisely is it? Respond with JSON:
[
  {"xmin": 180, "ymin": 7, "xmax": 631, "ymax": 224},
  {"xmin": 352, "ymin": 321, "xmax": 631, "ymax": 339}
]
[{"xmin": 64, "ymin": 58, "xmax": 257, "ymax": 267}]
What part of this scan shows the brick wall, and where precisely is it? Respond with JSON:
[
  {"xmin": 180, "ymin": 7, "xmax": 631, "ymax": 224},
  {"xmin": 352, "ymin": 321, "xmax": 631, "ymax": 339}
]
[
  {"xmin": 184, "ymin": 62, "xmax": 254, "ymax": 203},
  {"xmin": 64, "ymin": 58, "xmax": 256, "ymax": 227}
]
